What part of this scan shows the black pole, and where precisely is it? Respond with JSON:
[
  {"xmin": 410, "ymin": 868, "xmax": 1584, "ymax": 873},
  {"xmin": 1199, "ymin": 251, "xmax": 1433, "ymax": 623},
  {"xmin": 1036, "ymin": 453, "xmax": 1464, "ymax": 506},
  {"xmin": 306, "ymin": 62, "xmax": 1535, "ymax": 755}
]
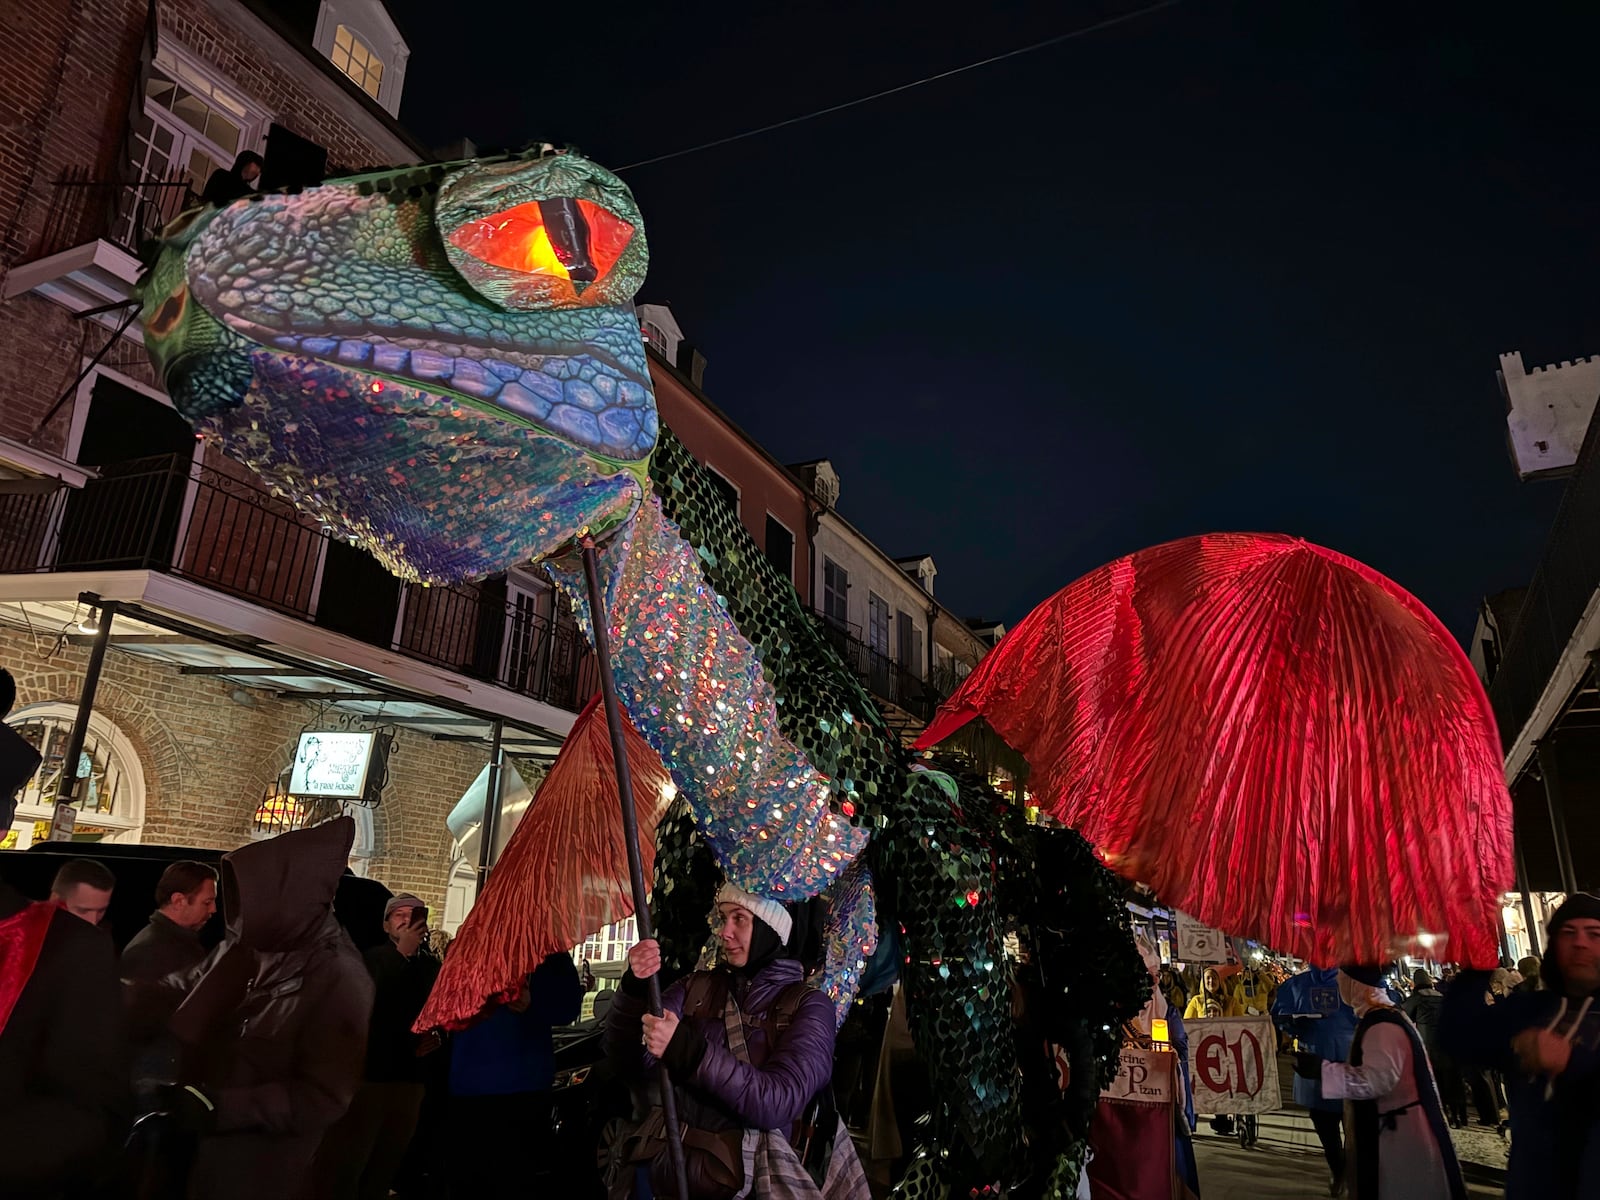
[
  {"xmin": 1536, "ymin": 739, "xmax": 1579, "ymax": 895},
  {"xmin": 1514, "ymin": 822, "xmax": 1542, "ymax": 959},
  {"xmin": 581, "ymin": 539, "xmax": 689, "ymax": 1200},
  {"xmin": 56, "ymin": 599, "xmax": 115, "ymax": 831},
  {"xmin": 475, "ymin": 719, "xmax": 504, "ymax": 893}
]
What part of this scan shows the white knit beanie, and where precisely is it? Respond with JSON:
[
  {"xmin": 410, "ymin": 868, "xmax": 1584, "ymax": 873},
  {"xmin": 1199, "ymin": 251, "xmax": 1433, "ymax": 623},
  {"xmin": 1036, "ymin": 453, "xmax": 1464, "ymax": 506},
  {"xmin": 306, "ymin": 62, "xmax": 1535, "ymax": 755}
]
[{"xmin": 715, "ymin": 881, "xmax": 792, "ymax": 946}]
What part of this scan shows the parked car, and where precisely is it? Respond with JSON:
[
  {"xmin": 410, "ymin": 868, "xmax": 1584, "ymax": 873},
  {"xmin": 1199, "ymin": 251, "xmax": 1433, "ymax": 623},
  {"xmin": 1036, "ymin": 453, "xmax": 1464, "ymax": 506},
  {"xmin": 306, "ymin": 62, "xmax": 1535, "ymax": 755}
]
[
  {"xmin": 548, "ymin": 989, "xmax": 631, "ymax": 1197},
  {"xmin": 0, "ymin": 839, "xmax": 393, "ymax": 953}
]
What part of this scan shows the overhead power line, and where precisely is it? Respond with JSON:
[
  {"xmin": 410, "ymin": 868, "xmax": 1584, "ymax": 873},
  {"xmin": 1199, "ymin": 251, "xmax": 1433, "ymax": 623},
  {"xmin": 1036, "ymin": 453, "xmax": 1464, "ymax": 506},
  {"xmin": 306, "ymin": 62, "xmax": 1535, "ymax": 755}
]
[{"xmin": 615, "ymin": 0, "xmax": 1181, "ymax": 173}]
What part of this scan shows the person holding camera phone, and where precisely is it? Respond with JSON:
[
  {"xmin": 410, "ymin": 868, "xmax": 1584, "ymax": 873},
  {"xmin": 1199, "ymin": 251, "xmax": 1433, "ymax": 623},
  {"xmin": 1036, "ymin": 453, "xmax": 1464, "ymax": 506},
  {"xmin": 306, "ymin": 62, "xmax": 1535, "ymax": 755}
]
[{"xmin": 313, "ymin": 892, "xmax": 442, "ymax": 1200}]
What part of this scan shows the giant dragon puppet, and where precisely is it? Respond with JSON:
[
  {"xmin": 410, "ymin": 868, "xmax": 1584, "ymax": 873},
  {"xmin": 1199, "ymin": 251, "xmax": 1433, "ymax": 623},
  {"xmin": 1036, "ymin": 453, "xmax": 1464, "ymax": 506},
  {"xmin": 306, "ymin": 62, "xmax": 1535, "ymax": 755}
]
[{"xmin": 138, "ymin": 149, "xmax": 1149, "ymax": 1198}]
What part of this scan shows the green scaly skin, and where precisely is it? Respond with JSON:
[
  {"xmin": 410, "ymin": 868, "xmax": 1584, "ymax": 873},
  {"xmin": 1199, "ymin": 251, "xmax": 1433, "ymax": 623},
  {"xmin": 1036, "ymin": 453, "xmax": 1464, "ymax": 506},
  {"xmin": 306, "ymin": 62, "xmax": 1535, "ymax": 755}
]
[{"xmin": 138, "ymin": 151, "xmax": 1147, "ymax": 1198}]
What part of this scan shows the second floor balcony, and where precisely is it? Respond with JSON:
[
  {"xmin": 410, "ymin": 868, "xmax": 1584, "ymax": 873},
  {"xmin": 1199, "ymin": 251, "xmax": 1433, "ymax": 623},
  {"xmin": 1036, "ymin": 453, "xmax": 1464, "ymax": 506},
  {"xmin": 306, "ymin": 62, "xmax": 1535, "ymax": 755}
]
[
  {"xmin": 0, "ymin": 454, "xmax": 598, "ymax": 713},
  {"xmin": 811, "ymin": 610, "xmax": 941, "ymax": 725}
]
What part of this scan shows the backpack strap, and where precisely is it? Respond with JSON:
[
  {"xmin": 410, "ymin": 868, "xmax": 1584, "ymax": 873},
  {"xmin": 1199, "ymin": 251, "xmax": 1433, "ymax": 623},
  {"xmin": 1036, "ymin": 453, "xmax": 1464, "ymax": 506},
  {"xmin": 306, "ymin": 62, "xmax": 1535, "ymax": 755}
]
[{"xmin": 680, "ymin": 970, "xmax": 730, "ymax": 1021}]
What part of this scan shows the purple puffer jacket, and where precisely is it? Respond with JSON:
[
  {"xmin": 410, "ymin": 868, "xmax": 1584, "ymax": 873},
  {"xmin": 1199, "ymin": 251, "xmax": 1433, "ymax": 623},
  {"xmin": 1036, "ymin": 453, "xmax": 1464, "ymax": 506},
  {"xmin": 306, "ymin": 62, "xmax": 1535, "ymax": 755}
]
[{"xmin": 605, "ymin": 957, "xmax": 835, "ymax": 1132}]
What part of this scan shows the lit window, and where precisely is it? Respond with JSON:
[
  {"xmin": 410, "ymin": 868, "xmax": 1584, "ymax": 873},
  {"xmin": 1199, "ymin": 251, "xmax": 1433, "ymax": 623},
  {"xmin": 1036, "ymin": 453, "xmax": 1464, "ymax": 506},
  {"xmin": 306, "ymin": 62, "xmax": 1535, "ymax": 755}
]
[
  {"xmin": 4, "ymin": 705, "xmax": 145, "ymax": 845},
  {"xmin": 331, "ymin": 24, "xmax": 385, "ymax": 100}
]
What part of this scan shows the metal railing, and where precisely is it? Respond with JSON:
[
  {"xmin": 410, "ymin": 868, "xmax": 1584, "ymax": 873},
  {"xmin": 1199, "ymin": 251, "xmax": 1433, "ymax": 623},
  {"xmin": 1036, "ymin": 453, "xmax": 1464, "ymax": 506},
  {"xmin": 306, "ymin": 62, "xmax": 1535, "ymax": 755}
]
[
  {"xmin": 1489, "ymin": 411, "xmax": 1600, "ymax": 748},
  {"xmin": 0, "ymin": 454, "xmax": 598, "ymax": 712},
  {"xmin": 33, "ymin": 165, "xmax": 198, "ymax": 260},
  {"xmin": 812, "ymin": 610, "xmax": 939, "ymax": 722}
]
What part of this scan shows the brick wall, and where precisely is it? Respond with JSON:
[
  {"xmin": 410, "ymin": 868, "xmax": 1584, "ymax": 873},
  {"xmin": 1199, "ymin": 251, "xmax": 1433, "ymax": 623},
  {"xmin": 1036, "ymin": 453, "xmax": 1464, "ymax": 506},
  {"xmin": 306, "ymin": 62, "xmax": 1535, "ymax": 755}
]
[
  {"xmin": 0, "ymin": 0, "xmax": 412, "ymax": 460},
  {"xmin": 0, "ymin": 623, "xmax": 495, "ymax": 913},
  {"xmin": 158, "ymin": 0, "xmax": 414, "ymax": 172}
]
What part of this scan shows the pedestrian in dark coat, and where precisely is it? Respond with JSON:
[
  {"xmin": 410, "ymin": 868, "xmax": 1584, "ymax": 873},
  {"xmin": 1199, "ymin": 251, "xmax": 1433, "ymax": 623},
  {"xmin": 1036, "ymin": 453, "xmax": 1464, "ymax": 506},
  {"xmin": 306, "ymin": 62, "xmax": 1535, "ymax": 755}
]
[
  {"xmin": 0, "ymin": 713, "xmax": 129, "ymax": 1200},
  {"xmin": 163, "ymin": 818, "xmax": 374, "ymax": 1200},
  {"xmin": 313, "ymin": 891, "xmax": 442, "ymax": 1200},
  {"xmin": 121, "ymin": 860, "xmax": 217, "ymax": 1045}
]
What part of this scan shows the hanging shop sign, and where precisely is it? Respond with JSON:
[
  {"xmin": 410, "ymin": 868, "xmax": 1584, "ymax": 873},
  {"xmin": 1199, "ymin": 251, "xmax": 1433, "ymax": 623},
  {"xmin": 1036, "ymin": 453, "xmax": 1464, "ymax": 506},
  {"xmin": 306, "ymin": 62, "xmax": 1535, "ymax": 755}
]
[{"xmin": 1186, "ymin": 1016, "xmax": 1281, "ymax": 1114}]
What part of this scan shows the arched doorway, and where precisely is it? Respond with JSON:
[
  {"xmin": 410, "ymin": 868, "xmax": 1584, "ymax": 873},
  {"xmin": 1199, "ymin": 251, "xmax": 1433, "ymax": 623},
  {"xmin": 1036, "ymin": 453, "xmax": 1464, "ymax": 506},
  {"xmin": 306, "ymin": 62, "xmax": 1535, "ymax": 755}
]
[{"xmin": 3, "ymin": 702, "xmax": 147, "ymax": 847}]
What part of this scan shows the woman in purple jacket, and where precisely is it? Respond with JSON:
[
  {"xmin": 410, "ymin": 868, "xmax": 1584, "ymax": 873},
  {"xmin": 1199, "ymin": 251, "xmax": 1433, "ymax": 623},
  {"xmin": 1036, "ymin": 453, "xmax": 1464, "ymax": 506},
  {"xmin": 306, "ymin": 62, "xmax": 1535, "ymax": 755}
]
[{"xmin": 607, "ymin": 881, "xmax": 855, "ymax": 1198}]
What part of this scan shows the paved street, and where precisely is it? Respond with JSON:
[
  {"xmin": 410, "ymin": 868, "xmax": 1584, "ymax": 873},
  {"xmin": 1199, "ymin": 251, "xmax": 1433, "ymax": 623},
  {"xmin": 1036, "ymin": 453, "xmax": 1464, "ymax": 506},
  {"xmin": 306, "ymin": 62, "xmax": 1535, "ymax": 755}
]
[{"xmin": 1191, "ymin": 1110, "xmax": 1506, "ymax": 1199}]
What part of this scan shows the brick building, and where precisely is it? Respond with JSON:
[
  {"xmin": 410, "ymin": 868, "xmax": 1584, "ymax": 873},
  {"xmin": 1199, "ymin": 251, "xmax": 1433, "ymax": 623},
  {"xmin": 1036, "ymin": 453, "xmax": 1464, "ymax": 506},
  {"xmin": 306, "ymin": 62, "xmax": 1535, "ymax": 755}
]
[{"xmin": 0, "ymin": 0, "xmax": 582, "ymax": 924}]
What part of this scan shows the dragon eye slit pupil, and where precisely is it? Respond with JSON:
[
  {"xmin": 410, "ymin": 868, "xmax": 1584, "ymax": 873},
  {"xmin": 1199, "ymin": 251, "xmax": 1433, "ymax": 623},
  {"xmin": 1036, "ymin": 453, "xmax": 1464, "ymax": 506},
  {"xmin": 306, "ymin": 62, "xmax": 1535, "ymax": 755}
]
[
  {"xmin": 150, "ymin": 286, "xmax": 187, "ymax": 335},
  {"xmin": 448, "ymin": 199, "xmax": 633, "ymax": 287}
]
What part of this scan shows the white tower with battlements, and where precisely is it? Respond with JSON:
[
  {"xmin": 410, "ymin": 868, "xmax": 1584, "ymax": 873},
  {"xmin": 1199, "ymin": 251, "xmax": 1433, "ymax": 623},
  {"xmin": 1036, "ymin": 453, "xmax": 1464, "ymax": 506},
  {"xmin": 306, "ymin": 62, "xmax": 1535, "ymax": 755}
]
[{"xmin": 1498, "ymin": 350, "xmax": 1600, "ymax": 479}]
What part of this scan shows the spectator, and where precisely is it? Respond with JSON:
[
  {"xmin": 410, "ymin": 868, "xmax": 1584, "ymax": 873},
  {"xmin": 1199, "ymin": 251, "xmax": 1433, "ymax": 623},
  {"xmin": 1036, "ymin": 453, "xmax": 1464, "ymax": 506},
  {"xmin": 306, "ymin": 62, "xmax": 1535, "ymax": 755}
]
[
  {"xmin": 1514, "ymin": 956, "xmax": 1541, "ymax": 994},
  {"xmin": 49, "ymin": 857, "xmax": 115, "ymax": 925},
  {"xmin": 162, "ymin": 818, "xmax": 373, "ymax": 1200},
  {"xmin": 1183, "ymin": 966, "xmax": 1243, "ymax": 1020},
  {"xmin": 201, "ymin": 150, "xmax": 263, "ymax": 207},
  {"xmin": 448, "ymin": 951, "xmax": 583, "ymax": 1193},
  {"xmin": 314, "ymin": 892, "xmax": 442, "ymax": 1200},
  {"xmin": 1442, "ymin": 893, "xmax": 1600, "ymax": 1198},
  {"xmin": 606, "ymin": 882, "xmax": 868, "ymax": 1199},
  {"xmin": 0, "ymin": 720, "xmax": 129, "ymax": 1199}
]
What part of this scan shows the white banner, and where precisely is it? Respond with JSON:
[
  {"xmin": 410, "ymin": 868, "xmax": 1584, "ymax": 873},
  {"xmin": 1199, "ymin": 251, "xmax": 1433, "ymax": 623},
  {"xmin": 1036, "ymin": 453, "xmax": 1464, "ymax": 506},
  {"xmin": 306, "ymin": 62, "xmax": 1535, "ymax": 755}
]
[
  {"xmin": 1174, "ymin": 911, "xmax": 1227, "ymax": 962},
  {"xmin": 1098, "ymin": 1044, "xmax": 1176, "ymax": 1106},
  {"xmin": 1186, "ymin": 1016, "xmax": 1282, "ymax": 1114}
]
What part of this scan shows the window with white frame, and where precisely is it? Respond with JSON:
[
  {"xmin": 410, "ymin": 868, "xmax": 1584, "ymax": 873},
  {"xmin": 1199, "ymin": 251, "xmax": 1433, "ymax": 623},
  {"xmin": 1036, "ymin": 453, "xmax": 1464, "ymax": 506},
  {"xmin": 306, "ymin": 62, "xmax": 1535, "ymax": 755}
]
[
  {"xmin": 578, "ymin": 915, "xmax": 638, "ymax": 967},
  {"xmin": 764, "ymin": 514, "xmax": 794, "ymax": 582},
  {"xmin": 126, "ymin": 44, "xmax": 267, "ymax": 244},
  {"xmin": 330, "ymin": 24, "xmax": 385, "ymax": 100},
  {"xmin": 3, "ymin": 704, "xmax": 146, "ymax": 847}
]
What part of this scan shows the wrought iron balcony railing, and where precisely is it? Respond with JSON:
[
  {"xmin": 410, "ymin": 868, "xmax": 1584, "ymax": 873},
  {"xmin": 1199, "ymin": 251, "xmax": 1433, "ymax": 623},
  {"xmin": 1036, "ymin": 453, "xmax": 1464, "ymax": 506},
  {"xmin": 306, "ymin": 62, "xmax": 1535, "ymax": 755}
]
[
  {"xmin": 811, "ymin": 610, "xmax": 939, "ymax": 723},
  {"xmin": 33, "ymin": 165, "xmax": 198, "ymax": 260},
  {"xmin": 0, "ymin": 455, "xmax": 598, "ymax": 712}
]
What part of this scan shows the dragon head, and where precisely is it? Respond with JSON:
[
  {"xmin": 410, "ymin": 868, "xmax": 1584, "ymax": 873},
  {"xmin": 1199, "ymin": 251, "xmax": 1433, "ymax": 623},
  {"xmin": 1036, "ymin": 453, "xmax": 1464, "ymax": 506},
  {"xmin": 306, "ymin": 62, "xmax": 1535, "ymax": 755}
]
[{"xmin": 138, "ymin": 150, "xmax": 656, "ymax": 582}]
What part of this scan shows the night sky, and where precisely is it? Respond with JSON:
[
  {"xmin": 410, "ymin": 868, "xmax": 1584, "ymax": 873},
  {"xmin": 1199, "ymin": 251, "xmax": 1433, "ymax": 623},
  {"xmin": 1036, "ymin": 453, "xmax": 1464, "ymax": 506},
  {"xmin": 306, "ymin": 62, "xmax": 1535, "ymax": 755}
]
[{"xmin": 385, "ymin": 0, "xmax": 1599, "ymax": 642}]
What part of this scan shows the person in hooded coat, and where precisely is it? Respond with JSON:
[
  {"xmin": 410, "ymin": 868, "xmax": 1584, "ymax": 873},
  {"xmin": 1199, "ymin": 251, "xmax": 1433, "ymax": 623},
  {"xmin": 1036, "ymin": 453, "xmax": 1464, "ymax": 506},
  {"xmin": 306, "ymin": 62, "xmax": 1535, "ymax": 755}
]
[
  {"xmin": 0, "ymin": 676, "xmax": 130, "ymax": 1199},
  {"xmin": 161, "ymin": 817, "xmax": 374, "ymax": 1200},
  {"xmin": 1300, "ymin": 965, "xmax": 1465, "ymax": 1200},
  {"xmin": 1441, "ymin": 892, "xmax": 1600, "ymax": 1199},
  {"xmin": 606, "ymin": 881, "xmax": 867, "ymax": 1199}
]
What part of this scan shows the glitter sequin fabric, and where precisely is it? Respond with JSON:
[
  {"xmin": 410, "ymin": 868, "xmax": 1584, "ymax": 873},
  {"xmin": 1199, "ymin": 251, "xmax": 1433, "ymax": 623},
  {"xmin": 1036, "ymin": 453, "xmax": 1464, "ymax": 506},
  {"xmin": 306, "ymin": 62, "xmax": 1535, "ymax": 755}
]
[{"xmin": 547, "ymin": 491, "xmax": 869, "ymax": 897}]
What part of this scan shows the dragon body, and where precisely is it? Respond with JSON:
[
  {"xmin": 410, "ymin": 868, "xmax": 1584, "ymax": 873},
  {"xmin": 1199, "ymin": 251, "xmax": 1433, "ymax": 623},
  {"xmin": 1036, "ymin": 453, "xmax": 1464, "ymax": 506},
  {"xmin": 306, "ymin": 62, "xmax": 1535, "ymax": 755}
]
[{"xmin": 139, "ymin": 151, "xmax": 1147, "ymax": 1197}]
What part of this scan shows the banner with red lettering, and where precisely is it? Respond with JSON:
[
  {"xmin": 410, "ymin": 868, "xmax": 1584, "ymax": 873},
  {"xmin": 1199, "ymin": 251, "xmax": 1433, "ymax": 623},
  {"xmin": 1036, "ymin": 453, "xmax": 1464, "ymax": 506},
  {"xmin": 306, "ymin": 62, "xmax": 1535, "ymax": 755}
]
[
  {"xmin": 1088, "ymin": 1047, "xmax": 1177, "ymax": 1200},
  {"xmin": 1186, "ymin": 1016, "xmax": 1281, "ymax": 1114}
]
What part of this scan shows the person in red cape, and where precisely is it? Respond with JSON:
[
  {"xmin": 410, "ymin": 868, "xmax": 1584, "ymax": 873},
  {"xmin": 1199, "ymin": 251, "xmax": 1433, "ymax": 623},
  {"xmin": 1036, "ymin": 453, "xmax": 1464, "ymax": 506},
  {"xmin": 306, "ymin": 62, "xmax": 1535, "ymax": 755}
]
[{"xmin": 0, "ymin": 666, "xmax": 131, "ymax": 1198}]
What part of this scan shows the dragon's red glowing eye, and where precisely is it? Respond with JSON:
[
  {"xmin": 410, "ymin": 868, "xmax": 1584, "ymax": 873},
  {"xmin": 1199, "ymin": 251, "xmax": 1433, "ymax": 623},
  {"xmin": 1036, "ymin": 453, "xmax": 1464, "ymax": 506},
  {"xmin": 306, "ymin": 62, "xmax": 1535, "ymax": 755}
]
[{"xmin": 448, "ymin": 199, "xmax": 634, "ymax": 282}]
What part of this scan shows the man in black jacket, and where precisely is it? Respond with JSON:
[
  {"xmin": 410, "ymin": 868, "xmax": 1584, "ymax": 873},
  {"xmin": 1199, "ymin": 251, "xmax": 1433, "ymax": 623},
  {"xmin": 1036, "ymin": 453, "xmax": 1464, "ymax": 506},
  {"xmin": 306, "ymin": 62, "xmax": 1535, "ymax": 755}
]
[
  {"xmin": 312, "ymin": 891, "xmax": 441, "ymax": 1200},
  {"xmin": 122, "ymin": 860, "xmax": 217, "ymax": 1045},
  {"xmin": 0, "ymin": 667, "xmax": 130, "ymax": 1198}
]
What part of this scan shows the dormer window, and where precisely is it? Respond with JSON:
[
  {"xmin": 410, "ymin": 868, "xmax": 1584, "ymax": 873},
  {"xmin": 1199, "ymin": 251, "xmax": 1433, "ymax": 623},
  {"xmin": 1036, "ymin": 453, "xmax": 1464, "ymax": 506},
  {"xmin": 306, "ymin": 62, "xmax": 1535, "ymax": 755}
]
[
  {"xmin": 332, "ymin": 24, "xmax": 384, "ymax": 100},
  {"xmin": 313, "ymin": 1, "xmax": 410, "ymax": 117}
]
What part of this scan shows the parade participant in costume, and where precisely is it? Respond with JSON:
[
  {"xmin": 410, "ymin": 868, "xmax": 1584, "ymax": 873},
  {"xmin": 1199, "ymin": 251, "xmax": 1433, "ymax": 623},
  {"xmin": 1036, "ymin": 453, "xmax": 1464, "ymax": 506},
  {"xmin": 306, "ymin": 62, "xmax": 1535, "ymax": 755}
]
[
  {"xmin": 1441, "ymin": 892, "xmax": 1600, "ymax": 1198},
  {"xmin": 0, "ymin": 699, "xmax": 130, "ymax": 1199},
  {"xmin": 1298, "ymin": 965, "xmax": 1464, "ymax": 1200},
  {"xmin": 1126, "ymin": 933, "xmax": 1198, "ymax": 1198},
  {"xmin": 607, "ymin": 882, "xmax": 868, "ymax": 1200},
  {"xmin": 1273, "ymin": 964, "xmax": 1358, "ymax": 1195}
]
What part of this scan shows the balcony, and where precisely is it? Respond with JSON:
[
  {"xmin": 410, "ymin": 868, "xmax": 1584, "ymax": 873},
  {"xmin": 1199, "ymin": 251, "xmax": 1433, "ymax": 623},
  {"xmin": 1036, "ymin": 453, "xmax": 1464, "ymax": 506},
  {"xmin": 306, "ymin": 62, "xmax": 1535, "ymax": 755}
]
[
  {"xmin": 3, "ymin": 167, "xmax": 198, "ymax": 326},
  {"xmin": 811, "ymin": 610, "xmax": 939, "ymax": 724},
  {"xmin": 0, "ymin": 454, "xmax": 598, "ymax": 713}
]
